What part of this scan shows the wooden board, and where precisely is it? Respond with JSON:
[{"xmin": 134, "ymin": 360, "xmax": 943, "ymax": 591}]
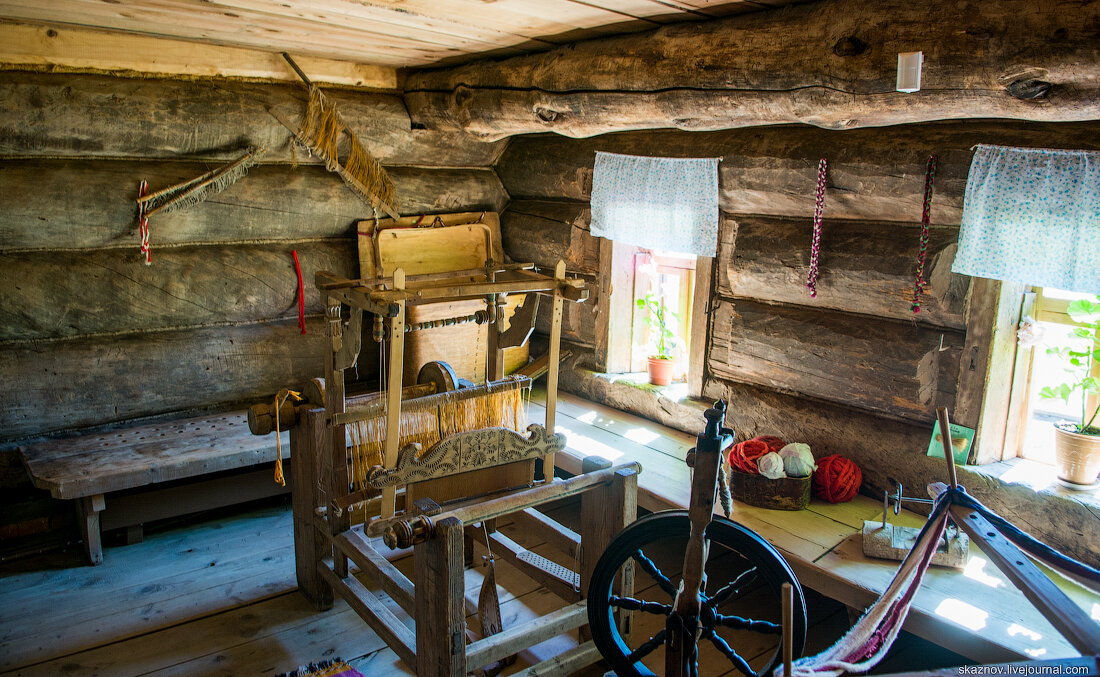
[
  {"xmin": 0, "ymin": 1, "xmax": 802, "ymax": 71},
  {"xmin": 0, "ymin": 71, "xmax": 505, "ymax": 167},
  {"xmin": 0, "ymin": 241, "xmax": 357, "ymax": 341},
  {"xmin": 708, "ymin": 298, "xmax": 964, "ymax": 423},
  {"xmin": 0, "ymin": 21, "xmax": 399, "ymax": 89},
  {"xmin": 0, "ymin": 161, "xmax": 504, "ymax": 252},
  {"xmin": 18, "ymin": 410, "xmax": 286, "ymax": 499},
  {"xmin": 717, "ymin": 215, "xmax": 967, "ymax": 330},
  {"xmin": 358, "ymin": 211, "xmax": 504, "ymax": 280},
  {"xmin": 494, "ymin": 122, "xmax": 1100, "ymax": 224},
  {"xmin": 0, "ymin": 318, "xmax": 330, "ymax": 441}
]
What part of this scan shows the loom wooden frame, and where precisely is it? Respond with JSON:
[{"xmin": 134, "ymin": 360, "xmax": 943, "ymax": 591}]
[{"xmin": 289, "ymin": 262, "xmax": 636, "ymax": 677}]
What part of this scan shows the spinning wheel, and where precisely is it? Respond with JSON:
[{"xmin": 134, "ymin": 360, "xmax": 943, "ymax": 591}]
[{"xmin": 588, "ymin": 402, "xmax": 808, "ymax": 677}]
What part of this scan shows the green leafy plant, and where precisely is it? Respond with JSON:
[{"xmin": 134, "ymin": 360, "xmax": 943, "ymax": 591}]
[
  {"xmin": 636, "ymin": 291, "xmax": 679, "ymax": 360},
  {"xmin": 1040, "ymin": 295, "xmax": 1100, "ymax": 435}
]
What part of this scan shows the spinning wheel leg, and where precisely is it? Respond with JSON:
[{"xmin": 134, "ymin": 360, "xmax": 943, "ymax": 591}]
[{"xmin": 587, "ymin": 511, "xmax": 808, "ymax": 677}]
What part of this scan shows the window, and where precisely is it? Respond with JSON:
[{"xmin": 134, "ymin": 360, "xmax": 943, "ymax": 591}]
[
  {"xmin": 1014, "ymin": 288, "xmax": 1100, "ymax": 464},
  {"xmin": 598, "ymin": 241, "xmax": 710, "ymax": 393},
  {"xmin": 630, "ymin": 249, "xmax": 695, "ymax": 374}
]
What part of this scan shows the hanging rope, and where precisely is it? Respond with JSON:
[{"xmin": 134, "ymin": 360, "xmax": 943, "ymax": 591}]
[
  {"xmin": 910, "ymin": 155, "xmax": 937, "ymax": 313},
  {"xmin": 806, "ymin": 158, "xmax": 828, "ymax": 298},
  {"xmin": 273, "ymin": 388, "xmax": 303, "ymax": 486},
  {"xmin": 292, "ymin": 249, "xmax": 306, "ymax": 334},
  {"xmin": 137, "ymin": 180, "xmax": 151, "ymax": 265}
]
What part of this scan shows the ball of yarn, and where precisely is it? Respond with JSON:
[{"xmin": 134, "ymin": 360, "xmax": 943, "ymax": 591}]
[
  {"xmin": 812, "ymin": 455, "xmax": 862, "ymax": 503},
  {"xmin": 727, "ymin": 435, "xmax": 786, "ymax": 474},
  {"xmin": 757, "ymin": 452, "xmax": 786, "ymax": 479},
  {"xmin": 779, "ymin": 442, "xmax": 816, "ymax": 477}
]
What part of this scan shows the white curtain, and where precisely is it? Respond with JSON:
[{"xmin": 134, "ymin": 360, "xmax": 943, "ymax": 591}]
[
  {"xmin": 953, "ymin": 144, "xmax": 1100, "ymax": 294},
  {"xmin": 589, "ymin": 151, "xmax": 720, "ymax": 257}
]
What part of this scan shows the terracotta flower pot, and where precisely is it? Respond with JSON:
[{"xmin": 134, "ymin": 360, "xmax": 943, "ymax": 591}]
[
  {"xmin": 1053, "ymin": 424, "xmax": 1100, "ymax": 486},
  {"xmin": 646, "ymin": 357, "xmax": 675, "ymax": 386}
]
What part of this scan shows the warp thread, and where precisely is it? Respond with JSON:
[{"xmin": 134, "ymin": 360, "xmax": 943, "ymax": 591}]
[
  {"xmin": 346, "ymin": 385, "xmax": 526, "ymax": 491},
  {"xmin": 812, "ymin": 454, "xmax": 862, "ymax": 503}
]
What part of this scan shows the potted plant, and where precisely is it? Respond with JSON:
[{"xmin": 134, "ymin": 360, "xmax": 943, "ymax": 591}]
[
  {"xmin": 1039, "ymin": 295, "xmax": 1100, "ymax": 486},
  {"xmin": 636, "ymin": 291, "xmax": 679, "ymax": 386}
]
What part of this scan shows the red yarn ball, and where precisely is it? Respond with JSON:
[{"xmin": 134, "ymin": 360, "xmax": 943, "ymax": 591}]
[
  {"xmin": 812, "ymin": 455, "xmax": 862, "ymax": 503},
  {"xmin": 727, "ymin": 435, "xmax": 787, "ymax": 474}
]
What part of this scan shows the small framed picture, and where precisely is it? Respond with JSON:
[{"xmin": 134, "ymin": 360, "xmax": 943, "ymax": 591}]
[{"xmin": 926, "ymin": 421, "xmax": 975, "ymax": 465}]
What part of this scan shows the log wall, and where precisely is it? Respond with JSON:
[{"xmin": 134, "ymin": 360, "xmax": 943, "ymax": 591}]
[
  {"xmin": 496, "ymin": 120, "xmax": 1100, "ymax": 525},
  {"xmin": 0, "ymin": 71, "xmax": 508, "ymax": 442}
]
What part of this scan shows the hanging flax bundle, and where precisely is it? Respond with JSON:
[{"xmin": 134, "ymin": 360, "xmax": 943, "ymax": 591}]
[
  {"xmin": 294, "ymin": 85, "xmax": 400, "ymax": 218},
  {"xmin": 136, "ymin": 146, "xmax": 265, "ymax": 217},
  {"xmin": 345, "ymin": 384, "xmax": 527, "ymax": 492}
]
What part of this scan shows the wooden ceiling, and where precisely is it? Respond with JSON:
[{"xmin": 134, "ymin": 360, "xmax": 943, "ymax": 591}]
[{"xmin": 0, "ymin": 0, "xmax": 809, "ymax": 71}]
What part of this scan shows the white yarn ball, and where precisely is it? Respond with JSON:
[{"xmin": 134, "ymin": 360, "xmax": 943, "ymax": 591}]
[
  {"xmin": 758, "ymin": 452, "xmax": 787, "ymax": 479},
  {"xmin": 779, "ymin": 442, "xmax": 817, "ymax": 478}
]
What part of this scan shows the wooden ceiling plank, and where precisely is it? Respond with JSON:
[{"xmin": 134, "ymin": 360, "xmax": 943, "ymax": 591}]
[
  {"xmin": 0, "ymin": 1, "xmax": 464, "ymax": 66},
  {"xmin": 87, "ymin": 0, "xmax": 483, "ymax": 53},
  {"xmin": 0, "ymin": 21, "xmax": 399, "ymax": 89},
  {"xmin": 204, "ymin": 0, "xmax": 534, "ymax": 51},
  {"xmin": 348, "ymin": 0, "xmax": 645, "ymax": 36}
]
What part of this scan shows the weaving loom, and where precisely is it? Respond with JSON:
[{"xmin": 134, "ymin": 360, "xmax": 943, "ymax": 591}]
[{"xmin": 252, "ymin": 260, "xmax": 640, "ymax": 677}]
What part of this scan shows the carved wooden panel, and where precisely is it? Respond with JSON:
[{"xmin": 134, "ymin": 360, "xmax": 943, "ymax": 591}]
[{"xmin": 366, "ymin": 424, "xmax": 564, "ymax": 489}]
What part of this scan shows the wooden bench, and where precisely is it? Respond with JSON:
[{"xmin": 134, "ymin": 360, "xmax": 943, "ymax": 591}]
[
  {"xmin": 18, "ymin": 411, "xmax": 289, "ymax": 565},
  {"xmin": 538, "ymin": 389, "xmax": 1100, "ymax": 667}
]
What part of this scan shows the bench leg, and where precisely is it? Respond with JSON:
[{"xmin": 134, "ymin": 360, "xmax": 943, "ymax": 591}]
[{"xmin": 76, "ymin": 494, "xmax": 106, "ymax": 565}]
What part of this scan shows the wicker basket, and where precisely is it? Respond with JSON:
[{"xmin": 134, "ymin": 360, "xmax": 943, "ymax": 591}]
[{"xmin": 728, "ymin": 468, "xmax": 811, "ymax": 510}]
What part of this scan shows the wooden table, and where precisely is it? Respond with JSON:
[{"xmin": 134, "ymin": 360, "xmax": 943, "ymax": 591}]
[
  {"xmin": 19, "ymin": 410, "xmax": 289, "ymax": 564},
  {"xmin": 538, "ymin": 390, "xmax": 1100, "ymax": 665}
]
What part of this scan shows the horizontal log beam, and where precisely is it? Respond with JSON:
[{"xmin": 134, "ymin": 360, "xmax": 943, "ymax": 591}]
[
  {"xmin": 501, "ymin": 200, "xmax": 598, "ymax": 275},
  {"xmin": 496, "ymin": 123, "xmax": 1100, "ymax": 224},
  {"xmin": 405, "ymin": 0, "xmax": 1100, "ymax": 139},
  {"xmin": 0, "ymin": 160, "xmax": 508, "ymax": 251},
  {"xmin": 0, "ymin": 318, "xmax": 328, "ymax": 440},
  {"xmin": 0, "ymin": 72, "xmax": 504, "ymax": 166},
  {"xmin": 718, "ymin": 215, "xmax": 967, "ymax": 329},
  {"xmin": 708, "ymin": 298, "xmax": 963, "ymax": 422},
  {"xmin": 0, "ymin": 241, "xmax": 357, "ymax": 341}
]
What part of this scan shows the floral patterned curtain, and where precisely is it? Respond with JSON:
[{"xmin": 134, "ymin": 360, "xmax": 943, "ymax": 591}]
[
  {"xmin": 590, "ymin": 151, "xmax": 720, "ymax": 257},
  {"xmin": 953, "ymin": 144, "xmax": 1100, "ymax": 294}
]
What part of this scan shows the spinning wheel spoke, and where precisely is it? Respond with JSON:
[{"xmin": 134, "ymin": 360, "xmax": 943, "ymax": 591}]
[
  {"xmin": 713, "ymin": 614, "xmax": 782, "ymax": 634},
  {"xmin": 703, "ymin": 628, "xmax": 755, "ymax": 676},
  {"xmin": 610, "ymin": 595, "xmax": 673, "ymax": 616},
  {"xmin": 631, "ymin": 548, "xmax": 678, "ymax": 597},
  {"xmin": 627, "ymin": 628, "xmax": 668, "ymax": 662},
  {"xmin": 704, "ymin": 566, "xmax": 757, "ymax": 608}
]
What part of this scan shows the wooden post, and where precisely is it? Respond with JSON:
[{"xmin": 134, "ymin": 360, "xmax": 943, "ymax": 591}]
[
  {"xmin": 580, "ymin": 467, "xmax": 638, "ymax": 640},
  {"xmin": 76, "ymin": 493, "xmax": 105, "ymax": 565},
  {"xmin": 544, "ymin": 260, "xmax": 566, "ymax": 481},
  {"xmin": 325, "ymin": 297, "xmax": 350, "ymax": 578},
  {"xmin": 782, "ymin": 583, "xmax": 794, "ymax": 676},
  {"xmin": 292, "ymin": 408, "xmax": 335, "ymax": 610},
  {"xmin": 936, "ymin": 407, "xmax": 959, "ymax": 488},
  {"xmin": 667, "ymin": 408, "xmax": 725, "ymax": 677},
  {"xmin": 415, "ymin": 516, "xmax": 467, "ymax": 676},
  {"xmin": 382, "ymin": 268, "xmax": 406, "ymax": 517}
]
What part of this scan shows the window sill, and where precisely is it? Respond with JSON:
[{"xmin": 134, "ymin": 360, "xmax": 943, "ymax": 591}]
[{"xmin": 964, "ymin": 456, "xmax": 1100, "ymax": 511}]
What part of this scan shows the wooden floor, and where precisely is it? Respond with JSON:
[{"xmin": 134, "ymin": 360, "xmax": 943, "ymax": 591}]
[{"xmin": 0, "ymin": 393, "xmax": 970, "ymax": 677}]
